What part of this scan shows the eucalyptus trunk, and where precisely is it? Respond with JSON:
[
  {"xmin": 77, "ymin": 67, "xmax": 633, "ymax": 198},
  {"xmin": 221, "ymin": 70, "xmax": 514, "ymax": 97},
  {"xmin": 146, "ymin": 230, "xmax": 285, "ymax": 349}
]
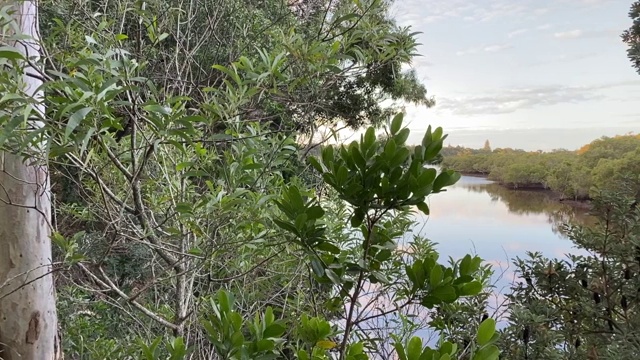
[{"xmin": 0, "ymin": 1, "xmax": 60, "ymax": 359}]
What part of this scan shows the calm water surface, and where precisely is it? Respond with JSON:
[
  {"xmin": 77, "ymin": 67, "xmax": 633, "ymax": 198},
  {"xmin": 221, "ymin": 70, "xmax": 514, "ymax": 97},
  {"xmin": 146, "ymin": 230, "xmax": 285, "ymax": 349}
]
[{"xmin": 411, "ymin": 175, "xmax": 591, "ymax": 292}]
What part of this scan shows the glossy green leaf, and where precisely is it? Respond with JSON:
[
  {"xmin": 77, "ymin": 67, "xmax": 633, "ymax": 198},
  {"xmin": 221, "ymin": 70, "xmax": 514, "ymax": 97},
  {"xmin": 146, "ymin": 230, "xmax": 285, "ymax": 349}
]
[
  {"xmin": 477, "ymin": 318, "xmax": 496, "ymax": 346},
  {"xmin": 472, "ymin": 345, "xmax": 500, "ymax": 360},
  {"xmin": 395, "ymin": 128, "xmax": 410, "ymax": 145},
  {"xmin": 390, "ymin": 113, "xmax": 403, "ymax": 135},
  {"xmin": 310, "ymin": 257, "xmax": 325, "ymax": 277},
  {"xmin": 431, "ymin": 285, "xmax": 457, "ymax": 303},
  {"xmin": 407, "ymin": 336, "xmax": 422, "ymax": 360},
  {"xmin": 351, "ymin": 208, "xmax": 365, "ymax": 228},
  {"xmin": 416, "ymin": 202, "xmax": 430, "ymax": 215},
  {"xmin": 459, "ymin": 281, "xmax": 483, "ymax": 296},
  {"xmin": 430, "ymin": 264, "xmax": 443, "ymax": 286}
]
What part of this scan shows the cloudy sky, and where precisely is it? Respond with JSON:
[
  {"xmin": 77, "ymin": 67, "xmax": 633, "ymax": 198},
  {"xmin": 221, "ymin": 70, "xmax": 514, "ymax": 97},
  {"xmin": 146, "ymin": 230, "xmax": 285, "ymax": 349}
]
[{"xmin": 388, "ymin": 0, "xmax": 640, "ymax": 150}]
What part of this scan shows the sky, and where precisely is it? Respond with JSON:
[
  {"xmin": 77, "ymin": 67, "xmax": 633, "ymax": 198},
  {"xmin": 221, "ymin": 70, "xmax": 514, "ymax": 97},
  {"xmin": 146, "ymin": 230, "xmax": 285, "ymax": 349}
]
[{"xmin": 381, "ymin": 0, "xmax": 640, "ymax": 150}]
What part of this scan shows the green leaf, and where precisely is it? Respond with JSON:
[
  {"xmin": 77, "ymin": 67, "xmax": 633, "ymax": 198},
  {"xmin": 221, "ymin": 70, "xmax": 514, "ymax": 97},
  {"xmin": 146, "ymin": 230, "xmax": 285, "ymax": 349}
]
[
  {"xmin": 175, "ymin": 202, "xmax": 193, "ymax": 214},
  {"xmin": 407, "ymin": 337, "xmax": 422, "ymax": 359},
  {"xmin": 306, "ymin": 205, "xmax": 325, "ymax": 220},
  {"xmin": 325, "ymin": 269, "xmax": 341, "ymax": 284},
  {"xmin": 351, "ymin": 145, "xmax": 367, "ymax": 171},
  {"xmin": 472, "ymin": 345, "xmax": 499, "ymax": 360},
  {"xmin": 316, "ymin": 340, "xmax": 337, "ymax": 350},
  {"xmin": 273, "ymin": 219, "xmax": 299, "ymax": 235},
  {"xmin": 364, "ymin": 127, "xmax": 376, "ymax": 151},
  {"xmin": 0, "ymin": 46, "xmax": 25, "ymax": 60},
  {"xmin": 394, "ymin": 342, "xmax": 407, "ymax": 360},
  {"xmin": 430, "ymin": 264, "xmax": 443, "ymax": 286},
  {"xmin": 431, "ymin": 285, "xmax": 457, "ymax": 303},
  {"xmin": 440, "ymin": 342, "xmax": 457, "ymax": 355},
  {"xmin": 459, "ymin": 255, "xmax": 472, "ymax": 276},
  {"xmin": 332, "ymin": 13, "xmax": 359, "ymax": 26},
  {"xmin": 308, "ymin": 157, "xmax": 325, "ymax": 173},
  {"xmin": 316, "ymin": 242, "xmax": 341, "ymax": 254},
  {"xmin": 297, "ymin": 350, "xmax": 310, "ymax": 360},
  {"xmin": 310, "ymin": 257, "xmax": 325, "ymax": 277},
  {"xmin": 65, "ymin": 107, "xmax": 93, "ymax": 139},
  {"xmin": 390, "ymin": 113, "xmax": 403, "ymax": 135},
  {"xmin": 477, "ymin": 318, "xmax": 496, "ymax": 346},
  {"xmin": 433, "ymin": 171, "xmax": 461, "ymax": 192},
  {"xmin": 459, "ymin": 281, "xmax": 483, "ymax": 296},
  {"xmin": 351, "ymin": 208, "xmax": 365, "ymax": 228},
  {"xmin": 263, "ymin": 323, "xmax": 286, "ymax": 338},
  {"xmin": 416, "ymin": 202, "xmax": 429, "ymax": 215},
  {"xmin": 321, "ymin": 145, "xmax": 334, "ymax": 166},
  {"xmin": 143, "ymin": 104, "xmax": 170, "ymax": 115},
  {"xmin": 176, "ymin": 162, "xmax": 193, "ymax": 171},
  {"xmin": 395, "ymin": 128, "xmax": 410, "ymax": 145}
]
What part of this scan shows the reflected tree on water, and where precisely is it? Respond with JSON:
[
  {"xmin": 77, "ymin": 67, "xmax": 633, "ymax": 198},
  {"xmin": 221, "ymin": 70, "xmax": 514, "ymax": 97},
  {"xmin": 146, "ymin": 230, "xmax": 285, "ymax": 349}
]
[{"xmin": 464, "ymin": 183, "xmax": 591, "ymax": 237}]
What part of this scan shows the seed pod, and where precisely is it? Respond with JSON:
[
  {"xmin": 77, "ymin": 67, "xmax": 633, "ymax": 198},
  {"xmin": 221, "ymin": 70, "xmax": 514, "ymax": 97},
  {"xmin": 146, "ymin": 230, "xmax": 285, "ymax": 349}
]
[
  {"xmin": 593, "ymin": 292, "xmax": 601, "ymax": 304},
  {"xmin": 523, "ymin": 325, "xmax": 530, "ymax": 344},
  {"xmin": 580, "ymin": 279, "xmax": 588, "ymax": 288},
  {"xmin": 622, "ymin": 296, "xmax": 628, "ymax": 311},
  {"xmin": 575, "ymin": 337, "xmax": 581, "ymax": 348},
  {"xmin": 481, "ymin": 313, "xmax": 489, "ymax": 322},
  {"xmin": 624, "ymin": 266, "xmax": 631, "ymax": 280}
]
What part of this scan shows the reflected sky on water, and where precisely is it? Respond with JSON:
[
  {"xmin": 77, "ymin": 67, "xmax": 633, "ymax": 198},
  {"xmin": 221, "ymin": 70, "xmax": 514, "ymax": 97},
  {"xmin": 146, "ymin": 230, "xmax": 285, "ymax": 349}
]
[{"xmin": 413, "ymin": 176, "xmax": 589, "ymax": 267}]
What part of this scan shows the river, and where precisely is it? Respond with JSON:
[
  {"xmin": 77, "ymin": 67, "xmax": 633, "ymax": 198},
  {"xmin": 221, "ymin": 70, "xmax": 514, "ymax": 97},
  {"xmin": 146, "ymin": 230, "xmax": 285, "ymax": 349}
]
[
  {"xmin": 352, "ymin": 175, "xmax": 593, "ymax": 350},
  {"xmin": 411, "ymin": 175, "xmax": 591, "ymax": 310}
]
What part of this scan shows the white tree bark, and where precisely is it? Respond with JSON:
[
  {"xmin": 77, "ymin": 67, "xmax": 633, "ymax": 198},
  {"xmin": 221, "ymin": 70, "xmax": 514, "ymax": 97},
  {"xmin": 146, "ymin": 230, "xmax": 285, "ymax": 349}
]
[{"xmin": 0, "ymin": 1, "xmax": 60, "ymax": 359}]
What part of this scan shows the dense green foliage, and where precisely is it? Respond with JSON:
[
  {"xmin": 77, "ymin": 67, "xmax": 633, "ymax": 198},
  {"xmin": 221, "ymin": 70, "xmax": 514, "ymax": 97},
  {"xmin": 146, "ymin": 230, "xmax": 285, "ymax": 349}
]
[
  {"xmin": 499, "ymin": 190, "xmax": 640, "ymax": 359},
  {"xmin": 623, "ymin": 1, "xmax": 640, "ymax": 74},
  {"xmin": 0, "ymin": 1, "xmax": 502, "ymax": 359},
  {"xmin": 2, "ymin": 0, "xmax": 639, "ymax": 359},
  {"xmin": 39, "ymin": 0, "xmax": 433, "ymax": 133},
  {"xmin": 441, "ymin": 135, "xmax": 640, "ymax": 200}
]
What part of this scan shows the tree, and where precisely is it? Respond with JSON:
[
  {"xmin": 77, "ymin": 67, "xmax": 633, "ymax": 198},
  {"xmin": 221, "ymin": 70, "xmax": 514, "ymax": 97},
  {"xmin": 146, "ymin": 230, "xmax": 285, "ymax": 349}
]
[
  {"xmin": 0, "ymin": 1, "xmax": 60, "ymax": 359},
  {"xmin": 500, "ymin": 191, "xmax": 640, "ymax": 359},
  {"xmin": 0, "ymin": 1, "xmax": 504, "ymax": 358},
  {"xmin": 622, "ymin": 1, "xmax": 640, "ymax": 74},
  {"xmin": 483, "ymin": 140, "xmax": 491, "ymax": 152}
]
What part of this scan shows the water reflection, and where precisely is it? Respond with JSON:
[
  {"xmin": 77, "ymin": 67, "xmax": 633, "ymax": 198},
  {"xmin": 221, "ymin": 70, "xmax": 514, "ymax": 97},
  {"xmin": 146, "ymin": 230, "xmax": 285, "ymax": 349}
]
[
  {"xmin": 411, "ymin": 176, "xmax": 589, "ymax": 286},
  {"xmin": 463, "ymin": 180, "xmax": 591, "ymax": 238}
]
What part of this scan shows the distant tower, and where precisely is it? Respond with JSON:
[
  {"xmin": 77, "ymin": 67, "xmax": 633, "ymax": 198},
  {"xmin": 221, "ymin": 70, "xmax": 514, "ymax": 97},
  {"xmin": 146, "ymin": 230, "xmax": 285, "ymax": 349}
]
[{"xmin": 483, "ymin": 139, "xmax": 492, "ymax": 152}]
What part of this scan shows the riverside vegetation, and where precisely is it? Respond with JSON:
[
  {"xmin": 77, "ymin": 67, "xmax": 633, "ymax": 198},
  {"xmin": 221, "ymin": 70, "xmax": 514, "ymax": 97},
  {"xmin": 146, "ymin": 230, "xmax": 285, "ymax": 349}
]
[
  {"xmin": 0, "ymin": 0, "xmax": 639, "ymax": 359},
  {"xmin": 439, "ymin": 134, "xmax": 640, "ymax": 202}
]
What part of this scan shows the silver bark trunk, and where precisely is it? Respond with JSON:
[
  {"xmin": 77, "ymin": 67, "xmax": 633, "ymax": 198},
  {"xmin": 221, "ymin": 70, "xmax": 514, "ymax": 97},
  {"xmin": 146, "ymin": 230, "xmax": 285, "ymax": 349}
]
[{"xmin": 0, "ymin": 1, "xmax": 60, "ymax": 359}]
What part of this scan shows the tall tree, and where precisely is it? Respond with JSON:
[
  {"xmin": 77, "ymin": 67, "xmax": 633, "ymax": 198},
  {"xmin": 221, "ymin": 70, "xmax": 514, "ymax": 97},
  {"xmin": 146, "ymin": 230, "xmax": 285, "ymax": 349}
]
[
  {"xmin": 0, "ymin": 1, "xmax": 60, "ymax": 359},
  {"xmin": 483, "ymin": 139, "xmax": 492, "ymax": 152}
]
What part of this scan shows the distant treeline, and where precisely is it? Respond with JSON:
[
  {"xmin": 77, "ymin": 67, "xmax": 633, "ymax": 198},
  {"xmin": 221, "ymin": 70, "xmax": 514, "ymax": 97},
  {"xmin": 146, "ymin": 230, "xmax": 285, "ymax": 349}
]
[{"xmin": 438, "ymin": 135, "xmax": 640, "ymax": 200}]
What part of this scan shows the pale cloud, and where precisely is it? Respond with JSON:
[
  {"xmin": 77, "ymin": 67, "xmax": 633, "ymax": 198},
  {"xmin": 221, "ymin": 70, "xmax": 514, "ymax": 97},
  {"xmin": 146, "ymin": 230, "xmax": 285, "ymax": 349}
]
[
  {"xmin": 437, "ymin": 81, "xmax": 640, "ymax": 116},
  {"xmin": 394, "ymin": 0, "xmax": 535, "ymax": 24},
  {"xmin": 508, "ymin": 28, "xmax": 528, "ymax": 38},
  {"xmin": 554, "ymin": 28, "xmax": 620, "ymax": 40},
  {"xmin": 537, "ymin": 23, "xmax": 553, "ymax": 30},
  {"xmin": 554, "ymin": 29, "xmax": 583, "ymax": 39},
  {"xmin": 457, "ymin": 44, "xmax": 512, "ymax": 56},
  {"xmin": 533, "ymin": 7, "xmax": 550, "ymax": 15},
  {"xmin": 530, "ymin": 52, "xmax": 600, "ymax": 66},
  {"xmin": 484, "ymin": 44, "xmax": 512, "ymax": 52}
]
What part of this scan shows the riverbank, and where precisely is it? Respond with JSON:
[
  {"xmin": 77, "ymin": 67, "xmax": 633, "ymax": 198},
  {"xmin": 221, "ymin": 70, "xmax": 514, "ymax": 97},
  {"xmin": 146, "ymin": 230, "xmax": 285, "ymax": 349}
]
[{"xmin": 457, "ymin": 171, "xmax": 592, "ymax": 210}]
